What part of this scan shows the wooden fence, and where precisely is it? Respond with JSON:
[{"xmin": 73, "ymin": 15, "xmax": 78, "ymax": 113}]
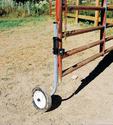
[
  {"xmin": 50, "ymin": 0, "xmax": 113, "ymax": 26},
  {"xmin": 74, "ymin": 0, "xmax": 113, "ymax": 26}
]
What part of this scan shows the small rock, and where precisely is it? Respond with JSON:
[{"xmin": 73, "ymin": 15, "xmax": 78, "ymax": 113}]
[{"xmin": 71, "ymin": 74, "xmax": 78, "ymax": 80}]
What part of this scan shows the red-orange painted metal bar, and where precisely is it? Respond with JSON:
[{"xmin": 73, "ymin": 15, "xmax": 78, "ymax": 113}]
[
  {"xmin": 62, "ymin": 25, "xmax": 104, "ymax": 38},
  {"xmin": 62, "ymin": 24, "xmax": 113, "ymax": 38},
  {"xmin": 63, "ymin": 39, "xmax": 104, "ymax": 59},
  {"xmin": 63, "ymin": 44, "xmax": 113, "ymax": 77},
  {"xmin": 62, "ymin": 52, "xmax": 104, "ymax": 77},
  {"xmin": 63, "ymin": 35, "xmax": 113, "ymax": 59},
  {"xmin": 100, "ymin": 0, "xmax": 107, "ymax": 53},
  {"xmin": 56, "ymin": 0, "xmax": 63, "ymax": 82}
]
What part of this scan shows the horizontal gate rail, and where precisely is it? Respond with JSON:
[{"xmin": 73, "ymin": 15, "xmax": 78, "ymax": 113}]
[
  {"xmin": 62, "ymin": 52, "xmax": 104, "ymax": 77},
  {"xmin": 62, "ymin": 44, "xmax": 113, "ymax": 77},
  {"xmin": 63, "ymin": 35, "xmax": 113, "ymax": 59},
  {"xmin": 63, "ymin": 39, "xmax": 104, "ymax": 59},
  {"xmin": 62, "ymin": 25, "xmax": 104, "ymax": 38},
  {"xmin": 62, "ymin": 24, "xmax": 113, "ymax": 38}
]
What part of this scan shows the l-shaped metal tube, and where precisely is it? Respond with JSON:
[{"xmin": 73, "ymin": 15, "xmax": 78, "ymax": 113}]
[{"xmin": 51, "ymin": 22, "xmax": 58, "ymax": 96}]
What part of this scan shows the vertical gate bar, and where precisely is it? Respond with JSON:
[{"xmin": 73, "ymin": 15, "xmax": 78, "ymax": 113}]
[
  {"xmin": 100, "ymin": 0, "xmax": 107, "ymax": 53},
  {"xmin": 56, "ymin": 0, "xmax": 63, "ymax": 82}
]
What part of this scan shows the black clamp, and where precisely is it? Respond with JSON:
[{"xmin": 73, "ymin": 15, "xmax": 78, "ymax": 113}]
[
  {"xmin": 53, "ymin": 37, "xmax": 65, "ymax": 56},
  {"xmin": 53, "ymin": 37, "xmax": 59, "ymax": 55}
]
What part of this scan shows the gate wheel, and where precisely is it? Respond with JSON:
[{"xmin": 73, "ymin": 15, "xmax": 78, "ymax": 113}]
[{"xmin": 32, "ymin": 87, "xmax": 52, "ymax": 112}]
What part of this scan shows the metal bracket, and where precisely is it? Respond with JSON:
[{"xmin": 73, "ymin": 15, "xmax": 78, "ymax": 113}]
[
  {"xmin": 53, "ymin": 37, "xmax": 65, "ymax": 56},
  {"xmin": 53, "ymin": 37, "xmax": 58, "ymax": 55}
]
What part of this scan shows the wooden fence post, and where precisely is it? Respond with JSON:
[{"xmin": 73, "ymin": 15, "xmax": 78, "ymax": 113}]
[
  {"xmin": 95, "ymin": 0, "xmax": 99, "ymax": 26},
  {"xmin": 75, "ymin": 0, "xmax": 79, "ymax": 24},
  {"xmin": 49, "ymin": 0, "xmax": 52, "ymax": 16}
]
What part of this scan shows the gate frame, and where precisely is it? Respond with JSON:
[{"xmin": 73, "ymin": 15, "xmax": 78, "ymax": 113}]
[{"xmin": 55, "ymin": 0, "xmax": 113, "ymax": 82}]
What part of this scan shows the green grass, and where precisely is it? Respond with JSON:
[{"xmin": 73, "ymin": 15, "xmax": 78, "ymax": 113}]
[
  {"xmin": 0, "ymin": 19, "xmax": 25, "ymax": 29},
  {"xmin": 0, "ymin": 16, "xmax": 49, "ymax": 31}
]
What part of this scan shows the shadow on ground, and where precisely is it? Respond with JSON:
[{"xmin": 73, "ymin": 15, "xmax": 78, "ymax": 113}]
[{"xmin": 49, "ymin": 51, "xmax": 113, "ymax": 111}]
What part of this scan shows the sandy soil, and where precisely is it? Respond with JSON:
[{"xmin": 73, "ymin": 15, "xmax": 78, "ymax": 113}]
[{"xmin": 0, "ymin": 18, "xmax": 113, "ymax": 125}]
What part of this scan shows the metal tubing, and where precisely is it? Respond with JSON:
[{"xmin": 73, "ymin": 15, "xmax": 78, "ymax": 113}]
[
  {"xmin": 63, "ymin": 44, "xmax": 113, "ymax": 77},
  {"xmin": 62, "ymin": 52, "xmax": 104, "ymax": 77},
  {"xmin": 62, "ymin": 24, "xmax": 113, "ymax": 38},
  {"xmin": 51, "ymin": 55, "xmax": 58, "ymax": 95},
  {"xmin": 63, "ymin": 39, "xmax": 104, "ymax": 59},
  {"xmin": 63, "ymin": 35, "xmax": 113, "ymax": 59},
  {"xmin": 62, "ymin": 25, "xmax": 104, "ymax": 38},
  {"xmin": 56, "ymin": 0, "xmax": 63, "ymax": 82},
  {"xmin": 51, "ymin": 22, "xmax": 58, "ymax": 96},
  {"xmin": 53, "ymin": 22, "xmax": 58, "ymax": 37}
]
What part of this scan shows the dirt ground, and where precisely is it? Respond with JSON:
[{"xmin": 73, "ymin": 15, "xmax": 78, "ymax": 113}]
[{"xmin": 0, "ymin": 18, "xmax": 113, "ymax": 125}]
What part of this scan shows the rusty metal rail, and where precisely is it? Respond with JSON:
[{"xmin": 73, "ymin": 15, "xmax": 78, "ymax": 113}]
[
  {"xmin": 63, "ymin": 52, "xmax": 104, "ymax": 76},
  {"xmin": 63, "ymin": 35, "xmax": 113, "ymax": 59},
  {"xmin": 62, "ymin": 25, "xmax": 104, "ymax": 38},
  {"xmin": 63, "ymin": 39, "xmax": 104, "ymax": 59},
  {"xmin": 62, "ymin": 24, "xmax": 113, "ymax": 38},
  {"xmin": 63, "ymin": 44, "xmax": 113, "ymax": 77}
]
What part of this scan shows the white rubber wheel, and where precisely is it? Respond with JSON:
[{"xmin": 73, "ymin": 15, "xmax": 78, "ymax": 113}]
[{"xmin": 32, "ymin": 87, "xmax": 52, "ymax": 112}]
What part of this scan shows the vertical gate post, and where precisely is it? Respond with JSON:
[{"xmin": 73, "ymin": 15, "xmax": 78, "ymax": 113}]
[
  {"xmin": 100, "ymin": 0, "xmax": 107, "ymax": 53},
  {"xmin": 56, "ymin": 0, "xmax": 63, "ymax": 82}
]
